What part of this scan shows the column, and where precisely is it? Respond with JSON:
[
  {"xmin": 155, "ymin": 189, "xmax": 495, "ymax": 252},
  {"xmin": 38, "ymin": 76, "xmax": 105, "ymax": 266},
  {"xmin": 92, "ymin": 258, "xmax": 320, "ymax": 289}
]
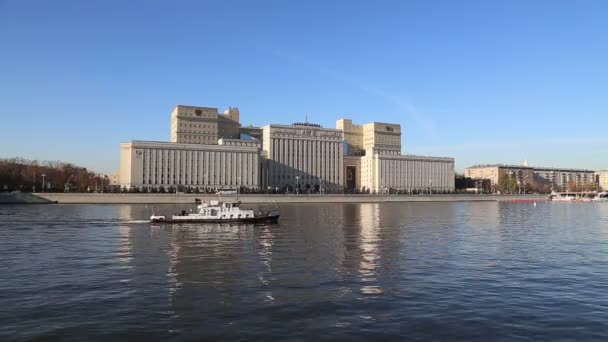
[{"xmin": 338, "ymin": 141, "xmax": 344, "ymax": 187}]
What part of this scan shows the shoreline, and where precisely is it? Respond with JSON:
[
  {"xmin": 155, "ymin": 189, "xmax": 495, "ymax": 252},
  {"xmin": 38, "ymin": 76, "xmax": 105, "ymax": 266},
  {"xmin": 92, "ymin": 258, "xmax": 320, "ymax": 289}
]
[{"xmin": 28, "ymin": 193, "xmax": 549, "ymax": 204}]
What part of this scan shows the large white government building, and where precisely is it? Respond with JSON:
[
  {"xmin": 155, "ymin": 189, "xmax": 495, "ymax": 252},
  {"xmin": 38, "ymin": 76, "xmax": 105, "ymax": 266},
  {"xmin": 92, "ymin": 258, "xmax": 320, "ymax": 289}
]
[{"xmin": 119, "ymin": 105, "xmax": 455, "ymax": 193}]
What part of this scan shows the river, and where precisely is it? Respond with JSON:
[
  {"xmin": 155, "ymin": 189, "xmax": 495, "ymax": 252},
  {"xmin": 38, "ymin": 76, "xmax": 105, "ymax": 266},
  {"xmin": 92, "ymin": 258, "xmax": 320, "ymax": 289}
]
[{"xmin": 1, "ymin": 202, "xmax": 608, "ymax": 340}]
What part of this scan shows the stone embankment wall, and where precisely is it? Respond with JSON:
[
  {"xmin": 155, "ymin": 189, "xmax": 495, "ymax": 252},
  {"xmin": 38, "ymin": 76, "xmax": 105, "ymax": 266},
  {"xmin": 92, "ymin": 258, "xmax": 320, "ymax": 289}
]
[
  {"xmin": 0, "ymin": 193, "xmax": 55, "ymax": 204},
  {"xmin": 34, "ymin": 193, "xmax": 548, "ymax": 204}
]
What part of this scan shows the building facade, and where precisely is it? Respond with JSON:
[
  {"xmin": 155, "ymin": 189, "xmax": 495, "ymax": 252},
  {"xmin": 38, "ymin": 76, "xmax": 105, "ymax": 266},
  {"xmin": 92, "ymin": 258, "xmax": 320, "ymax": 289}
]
[
  {"xmin": 109, "ymin": 172, "xmax": 120, "ymax": 186},
  {"xmin": 465, "ymin": 164, "xmax": 595, "ymax": 191},
  {"xmin": 170, "ymin": 105, "xmax": 240, "ymax": 145},
  {"xmin": 120, "ymin": 139, "xmax": 260, "ymax": 190},
  {"xmin": 361, "ymin": 151, "xmax": 455, "ymax": 193},
  {"xmin": 465, "ymin": 165, "xmax": 534, "ymax": 189},
  {"xmin": 119, "ymin": 105, "xmax": 456, "ymax": 193},
  {"xmin": 261, "ymin": 123, "xmax": 344, "ymax": 191},
  {"xmin": 533, "ymin": 167, "xmax": 595, "ymax": 189},
  {"xmin": 596, "ymin": 170, "xmax": 608, "ymax": 190},
  {"xmin": 339, "ymin": 119, "xmax": 454, "ymax": 193},
  {"xmin": 336, "ymin": 119, "xmax": 401, "ymax": 156}
]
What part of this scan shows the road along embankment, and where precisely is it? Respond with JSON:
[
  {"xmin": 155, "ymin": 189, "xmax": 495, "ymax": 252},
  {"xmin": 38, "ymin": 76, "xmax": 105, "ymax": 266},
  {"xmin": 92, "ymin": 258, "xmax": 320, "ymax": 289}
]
[{"xmin": 33, "ymin": 193, "xmax": 548, "ymax": 204}]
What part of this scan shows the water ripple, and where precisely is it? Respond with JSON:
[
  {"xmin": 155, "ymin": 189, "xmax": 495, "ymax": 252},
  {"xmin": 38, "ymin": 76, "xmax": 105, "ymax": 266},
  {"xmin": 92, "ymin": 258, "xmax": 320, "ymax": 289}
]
[{"xmin": 1, "ymin": 202, "xmax": 608, "ymax": 340}]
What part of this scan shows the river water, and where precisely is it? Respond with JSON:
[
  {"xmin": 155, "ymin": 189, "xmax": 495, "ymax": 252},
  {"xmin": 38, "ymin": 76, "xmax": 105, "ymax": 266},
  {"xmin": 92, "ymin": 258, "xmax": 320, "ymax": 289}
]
[{"xmin": 1, "ymin": 202, "xmax": 608, "ymax": 341}]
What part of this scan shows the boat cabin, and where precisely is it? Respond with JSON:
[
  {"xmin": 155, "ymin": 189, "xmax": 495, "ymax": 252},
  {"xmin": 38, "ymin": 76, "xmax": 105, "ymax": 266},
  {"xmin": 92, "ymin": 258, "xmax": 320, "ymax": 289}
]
[{"xmin": 195, "ymin": 200, "xmax": 254, "ymax": 219}]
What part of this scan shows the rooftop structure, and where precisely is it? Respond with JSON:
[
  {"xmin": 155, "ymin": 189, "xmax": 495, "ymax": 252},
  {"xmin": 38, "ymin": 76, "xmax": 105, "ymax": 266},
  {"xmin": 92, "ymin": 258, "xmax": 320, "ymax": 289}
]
[
  {"xmin": 170, "ymin": 105, "xmax": 240, "ymax": 145},
  {"xmin": 336, "ymin": 119, "xmax": 401, "ymax": 156}
]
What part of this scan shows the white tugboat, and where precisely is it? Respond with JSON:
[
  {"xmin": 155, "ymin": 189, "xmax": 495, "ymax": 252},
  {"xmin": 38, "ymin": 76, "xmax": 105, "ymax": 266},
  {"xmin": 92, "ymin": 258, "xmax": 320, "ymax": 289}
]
[{"xmin": 150, "ymin": 199, "xmax": 280, "ymax": 223}]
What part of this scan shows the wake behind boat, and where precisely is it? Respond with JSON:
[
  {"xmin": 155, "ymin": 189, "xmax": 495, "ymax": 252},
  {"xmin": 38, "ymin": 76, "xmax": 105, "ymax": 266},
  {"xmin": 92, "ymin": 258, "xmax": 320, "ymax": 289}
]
[{"xmin": 150, "ymin": 199, "xmax": 280, "ymax": 223}]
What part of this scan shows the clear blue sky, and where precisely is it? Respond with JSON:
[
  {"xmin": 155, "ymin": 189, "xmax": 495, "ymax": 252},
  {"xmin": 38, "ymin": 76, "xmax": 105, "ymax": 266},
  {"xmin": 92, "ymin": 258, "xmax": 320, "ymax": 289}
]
[{"xmin": 1, "ymin": 0, "xmax": 607, "ymax": 174}]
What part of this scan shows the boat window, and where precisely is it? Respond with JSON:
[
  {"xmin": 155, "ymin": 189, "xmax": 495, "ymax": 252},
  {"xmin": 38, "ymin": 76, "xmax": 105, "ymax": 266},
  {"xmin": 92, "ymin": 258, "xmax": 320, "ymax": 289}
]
[{"xmin": 238, "ymin": 214, "xmax": 241, "ymax": 218}]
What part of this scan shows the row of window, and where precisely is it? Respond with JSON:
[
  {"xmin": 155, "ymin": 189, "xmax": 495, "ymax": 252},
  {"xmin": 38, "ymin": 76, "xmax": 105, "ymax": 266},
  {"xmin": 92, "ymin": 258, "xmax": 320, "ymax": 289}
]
[
  {"xmin": 379, "ymin": 160, "xmax": 452, "ymax": 188},
  {"xmin": 140, "ymin": 149, "xmax": 256, "ymax": 186},
  {"xmin": 179, "ymin": 123, "xmax": 215, "ymax": 129},
  {"xmin": 270, "ymin": 139, "xmax": 341, "ymax": 184}
]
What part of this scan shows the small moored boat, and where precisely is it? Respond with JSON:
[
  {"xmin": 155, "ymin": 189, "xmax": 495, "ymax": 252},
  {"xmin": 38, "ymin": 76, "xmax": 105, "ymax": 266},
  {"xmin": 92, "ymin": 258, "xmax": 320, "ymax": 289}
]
[
  {"xmin": 592, "ymin": 191, "xmax": 608, "ymax": 202},
  {"xmin": 150, "ymin": 199, "xmax": 280, "ymax": 223},
  {"xmin": 549, "ymin": 191, "xmax": 594, "ymax": 202}
]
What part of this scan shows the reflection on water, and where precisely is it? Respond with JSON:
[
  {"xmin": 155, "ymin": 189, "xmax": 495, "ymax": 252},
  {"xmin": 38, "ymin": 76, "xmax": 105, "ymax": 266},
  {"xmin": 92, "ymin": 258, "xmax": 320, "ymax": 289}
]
[
  {"xmin": 2, "ymin": 202, "xmax": 608, "ymax": 340},
  {"xmin": 358, "ymin": 204, "xmax": 382, "ymax": 295}
]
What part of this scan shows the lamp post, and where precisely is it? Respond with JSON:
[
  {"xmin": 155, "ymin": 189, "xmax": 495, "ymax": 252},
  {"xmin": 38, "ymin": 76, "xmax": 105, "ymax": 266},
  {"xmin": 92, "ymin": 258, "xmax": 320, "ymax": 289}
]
[
  {"xmin": 295, "ymin": 176, "xmax": 300, "ymax": 194},
  {"xmin": 237, "ymin": 176, "xmax": 241, "ymax": 198}
]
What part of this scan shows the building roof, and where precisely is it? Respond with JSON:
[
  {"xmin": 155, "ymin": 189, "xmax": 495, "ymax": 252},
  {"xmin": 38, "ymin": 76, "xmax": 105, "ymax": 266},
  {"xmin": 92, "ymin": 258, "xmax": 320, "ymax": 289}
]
[
  {"xmin": 466, "ymin": 164, "xmax": 592, "ymax": 172},
  {"xmin": 174, "ymin": 105, "xmax": 218, "ymax": 110}
]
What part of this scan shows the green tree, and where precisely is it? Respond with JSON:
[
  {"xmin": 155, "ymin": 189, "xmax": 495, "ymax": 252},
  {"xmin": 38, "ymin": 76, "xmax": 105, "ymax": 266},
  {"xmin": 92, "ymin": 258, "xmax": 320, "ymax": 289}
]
[
  {"xmin": 508, "ymin": 177, "xmax": 519, "ymax": 193},
  {"xmin": 498, "ymin": 171, "xmax": 510, "ymax": 193}
]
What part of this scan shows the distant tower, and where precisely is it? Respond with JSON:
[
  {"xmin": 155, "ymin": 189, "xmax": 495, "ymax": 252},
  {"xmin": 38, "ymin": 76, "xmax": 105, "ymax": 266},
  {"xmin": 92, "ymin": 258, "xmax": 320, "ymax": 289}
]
[
  {"xmin": 523, "ymin": 160, "xmax": 529, "ymax": 167},
  {"xmin": 224, "ymin": 107, "xmax": 240, "ymax": 123}
]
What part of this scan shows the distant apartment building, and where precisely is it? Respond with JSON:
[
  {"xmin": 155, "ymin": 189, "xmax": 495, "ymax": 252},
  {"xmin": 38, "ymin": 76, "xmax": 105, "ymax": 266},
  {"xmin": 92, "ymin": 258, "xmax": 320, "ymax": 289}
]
[
  {"xmin": 533, "ymin": 167, "xmax": 595, "ymax": 188},
  {"xmin": 109, "ymin": 172, "xmax": 120, "ymax": 186},
  {"xmin": 465, "ymin": 164, "xmax": 595, "ymax": 191},
  {"xmin": 465, "ymin": 165, "xmax": 534, "ymax": 190},
  {"xmin": 597, "ymin": 170, "xmax": 608, "ymax": 190},
  {"xmin": 170, "ymin": 105, "xmax": 240, "ymax": 145}
]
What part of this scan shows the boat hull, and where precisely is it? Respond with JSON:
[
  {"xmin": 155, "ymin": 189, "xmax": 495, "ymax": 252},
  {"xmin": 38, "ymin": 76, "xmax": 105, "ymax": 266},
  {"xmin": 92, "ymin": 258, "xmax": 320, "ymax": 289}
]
[{"xmin": 150, "ymin": 214, "xmax": 280, "ymax": 224}]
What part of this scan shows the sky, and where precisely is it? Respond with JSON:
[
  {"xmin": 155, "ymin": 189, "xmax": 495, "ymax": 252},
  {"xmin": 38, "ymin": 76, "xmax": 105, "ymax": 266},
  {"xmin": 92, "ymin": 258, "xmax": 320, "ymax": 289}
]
[{"xmin": 1, "ymin": 0, "xmax": 607, "ymax": 174}]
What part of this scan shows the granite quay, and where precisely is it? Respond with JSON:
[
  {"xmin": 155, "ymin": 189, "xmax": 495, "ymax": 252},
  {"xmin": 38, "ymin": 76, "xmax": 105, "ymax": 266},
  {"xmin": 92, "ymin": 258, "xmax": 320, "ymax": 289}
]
[{"xmin": 33, "ymin": 193, "xmax": 547, "ymax": 204}]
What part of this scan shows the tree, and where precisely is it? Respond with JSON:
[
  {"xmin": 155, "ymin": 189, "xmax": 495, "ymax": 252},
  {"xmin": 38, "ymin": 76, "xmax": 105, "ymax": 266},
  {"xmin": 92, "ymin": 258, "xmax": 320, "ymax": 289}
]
[
  {"xmin": 0, "ymin": 157, "xmax": 108, "ymax": 193},
  {"xmin": 498, "ymin": 171, "xmax": 510, "ymax": 193},
  {"xmin": 455, "ymin": 174, "xmax": 475, "ymax": 190},
  {"xmin": 508, "ymin": 177, "xmax": 519, "ymax": 193}
]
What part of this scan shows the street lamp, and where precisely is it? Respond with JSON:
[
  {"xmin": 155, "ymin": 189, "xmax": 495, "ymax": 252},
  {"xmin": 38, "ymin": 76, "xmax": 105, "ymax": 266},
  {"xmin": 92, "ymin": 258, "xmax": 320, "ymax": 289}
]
[{"xmin": 237, "ymin": 176, "xmax": 241, "ymax": 196}]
